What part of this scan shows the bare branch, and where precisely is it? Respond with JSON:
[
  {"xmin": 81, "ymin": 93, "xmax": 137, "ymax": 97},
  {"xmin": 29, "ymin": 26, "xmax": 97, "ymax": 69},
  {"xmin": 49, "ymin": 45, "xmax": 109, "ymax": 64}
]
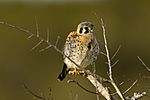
[
  {"xmin": 91, "ymin": 10, "xmax": 102, "ymax": 28},
  {"xmin": 100, "ymin": 18, "xmax": 125, "ymax": 100},
  {"xmin": 31, "ymin": 40, "xmax": 43, "ymax": 51},
  {"xmin": 111, "ymin": 45, "xmax": 121, "ymax": 60},
  {"xmin": 87, "ymin": 75, "xmax": 112, "ymax": 100},
  {"xmin": 123, "ymin": 80, "xmax": 138, "ymax": 95},
  {"xmin": 35, "ymin": 19, "xmax": 40, "ymax": 37},
  {"xmin": 23, "ymin": 84, "xmax": 46, "ymax": 100},
  {"xmin": 137, "ymin": 56, "xmax": 150, "ymax": 72},
  {"xmin": 47, "ymin": 28, "xmax": 50, "ymax": 42},
  {"xmin": 119, "ymin": 81, "xmax": 124, "ymax": 86},
  {"xmin": 112, "ymin": 59, "xmax": 119, "ymax": 68},
  {"xmin": 0, "ymin": 20, "xmax": 33, "ymax": 36},
  {"xmin": 143, "ymin": 76, "xmax": 150, "ymax": 79},
  {"xmin": 126, "ymin": 92, "xmax": 147, "ymax": 100},
  {"xmin": 0, "ymin": 20, "xmax": 80, "ymax": 69},
  {"xmin": 100, "ymin": 51, "xmax": 107, "ymax": 56},
  {"xmin": 67, "ymin": 79, "xmax": 98, "ymax": 95},
  {"xmin": 91, "ymin": 13, "xmax": 123, "ymax": 98},
  {"xmin": 27, "ymin": 34, "xmax": 34, "ymax": 39},
  {"xmin": 96, "ymin": 89, "xmax": 100, "ymax": 100},
  {"xmin": 55, "ymin": 36, "xmax": 60, "ymax": 47},
  {"xmin": 39, "ymin": 45, "xmax": 52, "ymax": 52}
]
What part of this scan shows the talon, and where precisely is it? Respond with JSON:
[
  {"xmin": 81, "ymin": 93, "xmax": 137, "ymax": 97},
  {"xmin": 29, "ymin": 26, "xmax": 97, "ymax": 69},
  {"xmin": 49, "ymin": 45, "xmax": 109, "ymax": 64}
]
[
  {"xmin": 79, "ymin": 70, "xmax": 87, "ymax": 77},
  {"xmin": 69, "ymin": 68, "xmax": 80, "ymax": 75}
]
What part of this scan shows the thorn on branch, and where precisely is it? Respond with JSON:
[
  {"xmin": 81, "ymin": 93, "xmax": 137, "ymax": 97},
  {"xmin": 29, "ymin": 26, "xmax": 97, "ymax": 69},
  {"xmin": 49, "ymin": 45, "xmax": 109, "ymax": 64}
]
[{"xmin": 100, "ymin": 18, "xmax": 125, "ymax": 99}]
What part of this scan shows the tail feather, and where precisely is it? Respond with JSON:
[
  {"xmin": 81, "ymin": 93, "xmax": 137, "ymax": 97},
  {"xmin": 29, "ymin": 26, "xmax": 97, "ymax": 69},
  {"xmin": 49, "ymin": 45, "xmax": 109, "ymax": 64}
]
[{"xmin": 58, "ymin": 63, "xmax": 69, "ymax": 81}]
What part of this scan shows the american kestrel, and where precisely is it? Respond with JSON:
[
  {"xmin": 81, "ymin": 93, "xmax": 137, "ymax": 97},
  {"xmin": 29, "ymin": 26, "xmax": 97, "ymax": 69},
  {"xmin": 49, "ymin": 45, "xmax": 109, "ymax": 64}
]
[{"xmin": 58, "ymin": 21, "xmax": 99, "ymax": 81}]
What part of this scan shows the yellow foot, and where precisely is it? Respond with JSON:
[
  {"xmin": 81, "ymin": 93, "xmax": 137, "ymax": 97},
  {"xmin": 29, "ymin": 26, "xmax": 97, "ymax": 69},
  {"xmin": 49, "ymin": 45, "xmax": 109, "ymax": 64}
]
[
  {"xmin": 69, "ymin": 69, "xmax": 87, "ymax": 76},
  {"xmin": 69, "ymin": 68, "xmax": 80, "ymax": 75}
]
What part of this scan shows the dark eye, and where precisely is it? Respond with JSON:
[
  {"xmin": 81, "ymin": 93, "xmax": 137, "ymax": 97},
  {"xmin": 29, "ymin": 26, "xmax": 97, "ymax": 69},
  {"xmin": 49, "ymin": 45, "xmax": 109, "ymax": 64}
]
[
  {"xmin": 79, "ymin": 27, "xmax": 83, "ymax": 33},
  {"xmin": 84, "ymin": 27, "xmax": 89, "ymax": 34}
]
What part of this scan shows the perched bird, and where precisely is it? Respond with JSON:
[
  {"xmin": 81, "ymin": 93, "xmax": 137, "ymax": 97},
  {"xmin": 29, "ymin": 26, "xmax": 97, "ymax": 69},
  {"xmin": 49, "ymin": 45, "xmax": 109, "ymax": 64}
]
[{"xmin": 58, "ymin": 21, "xmax": 99, "ymax": 81}]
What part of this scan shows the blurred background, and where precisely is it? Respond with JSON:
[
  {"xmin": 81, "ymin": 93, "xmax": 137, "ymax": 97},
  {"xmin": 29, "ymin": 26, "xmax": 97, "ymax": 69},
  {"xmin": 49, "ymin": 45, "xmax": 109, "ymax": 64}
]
[{"xmin": 0, "ymin": 0, "xmax": 150, "ymax": 100}]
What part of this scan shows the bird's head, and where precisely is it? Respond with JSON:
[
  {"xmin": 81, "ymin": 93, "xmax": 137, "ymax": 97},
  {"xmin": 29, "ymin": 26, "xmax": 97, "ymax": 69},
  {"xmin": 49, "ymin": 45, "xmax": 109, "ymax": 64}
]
[{"xmin": 77, "ymin": 21, "xmax": 94, "ymax": 35}]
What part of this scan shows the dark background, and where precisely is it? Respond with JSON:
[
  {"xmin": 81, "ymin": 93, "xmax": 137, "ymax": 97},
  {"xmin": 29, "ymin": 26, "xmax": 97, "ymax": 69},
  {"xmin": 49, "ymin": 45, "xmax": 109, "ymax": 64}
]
[{"xmin": 0, "ymin": 0, "xmax": 150, "ymax": 100}]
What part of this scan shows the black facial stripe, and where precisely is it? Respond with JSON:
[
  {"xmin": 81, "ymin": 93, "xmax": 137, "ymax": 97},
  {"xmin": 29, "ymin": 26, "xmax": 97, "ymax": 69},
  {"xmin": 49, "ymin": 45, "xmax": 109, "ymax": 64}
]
[
  {"xmin": 84, "ymin": 27, "xmax": 89, "ymax": 34},
  {"xmin": 79, "ymin": 27, "xmax": 83, "ymax": 33}
]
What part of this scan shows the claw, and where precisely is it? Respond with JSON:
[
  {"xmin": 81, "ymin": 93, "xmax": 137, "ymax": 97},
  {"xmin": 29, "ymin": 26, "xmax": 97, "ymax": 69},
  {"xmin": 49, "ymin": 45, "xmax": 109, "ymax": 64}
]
[
  {"xmin": 69, "ymin": 68, "xmax": 79, "ymax": 75},
  {"xmin": 69, "ymin": 68, "xmax": 87, "ymax": 76}
]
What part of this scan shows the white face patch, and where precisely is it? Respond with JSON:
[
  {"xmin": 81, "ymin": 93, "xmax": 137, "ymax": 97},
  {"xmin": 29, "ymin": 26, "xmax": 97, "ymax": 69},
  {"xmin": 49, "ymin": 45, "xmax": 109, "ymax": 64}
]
[{"xmin": 82, "ymin": 28, "xmax": 87, "ymax": 34}]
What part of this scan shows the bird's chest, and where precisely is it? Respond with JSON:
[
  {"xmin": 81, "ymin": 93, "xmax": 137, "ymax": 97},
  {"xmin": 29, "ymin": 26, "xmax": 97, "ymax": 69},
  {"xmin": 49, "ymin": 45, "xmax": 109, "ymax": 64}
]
[
  {"xmin": 64, "ymin": 37, "xmax": 89, "ymax": 66},
  {"xmin": 71, "ymin": 39, "xmax": 88, "ymax": 59}
]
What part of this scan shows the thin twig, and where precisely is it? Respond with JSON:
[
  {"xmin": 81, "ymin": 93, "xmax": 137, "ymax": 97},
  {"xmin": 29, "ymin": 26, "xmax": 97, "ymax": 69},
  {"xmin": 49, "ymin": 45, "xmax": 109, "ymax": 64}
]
[
  {"xmin": 100, "ymin": 18, "xmax": 125, "ymax": 99},
  {"xmin": 47, "ymin": 28, "xmax": 50, "ymax": 42},
  {"xmin": 137, "ymin": 56, "xmax": 150, "ymax": 72},
  {"xmin": 123, "ymin": 80, "xmax": 138, "ymax": 94},
  {"xmin": 111, "ymin": 45, "xmax": 121, "ymax": 60},
  {"xmin": 27, "ymin": 34, "xmax": 34, "ymax": 39},
  {"xmin": 126, "ymin": 92, "xmax": 147, "ymax": 100},
  {"xmin": 91, "ymin": 10, "xmax": 101, "ymax": 28},
  {"xmin": 119, "ymin": 81, "xmax": 125, "ymax": 86},
  {"xmin": 67, "ymin": 79, "xmax": 98, "ymax": 95},
  {"xmin": 35, "ymin": 18, "xmax": 40, "ymax": 37},
  {"xmin": 39, "ymin": 45, "xmax": 52, "ymax": 52},
  {"xmin": 110, "ymin": 80, "xmax": 138, "ymax": 96},
  {"xmin": 23, "ymin": 84, "xmax": 46, "ymax": 100},
  {"xmin": 55, "ymin": 36, "xmax": 60, "ymax": 47},
  {"xmin": 100, "ymin": 51, "xmax": 107, "ymax": 56},
  {"xmin": 31, "ymin": 40, "xmax": 43, "ymax": 51},
  {"xmin": 112, "ymin": 59, "xmax": 119, "ymax": 68}
]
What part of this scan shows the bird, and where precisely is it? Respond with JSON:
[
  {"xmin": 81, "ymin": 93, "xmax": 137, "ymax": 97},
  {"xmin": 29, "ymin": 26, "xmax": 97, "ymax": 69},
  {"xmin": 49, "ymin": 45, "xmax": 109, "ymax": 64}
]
[{"xmin": 58, "ymin": 21, "xmax": 99, "ymax": 81}]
